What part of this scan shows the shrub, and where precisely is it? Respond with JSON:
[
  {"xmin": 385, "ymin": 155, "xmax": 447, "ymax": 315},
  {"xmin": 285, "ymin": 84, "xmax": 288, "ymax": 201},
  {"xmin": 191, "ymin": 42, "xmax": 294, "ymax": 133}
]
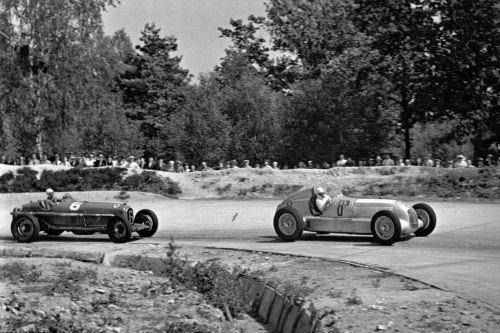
[{"xmin": 0, "ymin": 262, "xmax": 42, "ymax": 282}]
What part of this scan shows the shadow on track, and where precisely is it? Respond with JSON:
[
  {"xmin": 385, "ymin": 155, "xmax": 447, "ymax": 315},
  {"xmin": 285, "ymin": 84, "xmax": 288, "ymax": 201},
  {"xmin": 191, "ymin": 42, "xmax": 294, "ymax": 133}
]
[{"xmin": 257, "ymin": 233, "xmax": 378, "ymax": 246}]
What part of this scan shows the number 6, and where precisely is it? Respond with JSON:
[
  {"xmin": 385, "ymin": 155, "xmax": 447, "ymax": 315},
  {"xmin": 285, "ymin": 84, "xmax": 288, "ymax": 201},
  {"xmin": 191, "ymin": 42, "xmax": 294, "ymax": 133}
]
[{"xmin": 70, "ymin": 202, "xmax": 82, "ymax": 211}]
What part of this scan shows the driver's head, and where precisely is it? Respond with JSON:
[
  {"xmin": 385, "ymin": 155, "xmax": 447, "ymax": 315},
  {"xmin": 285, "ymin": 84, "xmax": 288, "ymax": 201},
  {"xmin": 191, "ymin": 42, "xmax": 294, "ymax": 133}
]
[
  {"xmin": 316, "ymin": 187, "xmax": 326, "ymax": 197},
  {"xmin": 46, "ymin": 188, "xmax": 54, "ymax": 198}
]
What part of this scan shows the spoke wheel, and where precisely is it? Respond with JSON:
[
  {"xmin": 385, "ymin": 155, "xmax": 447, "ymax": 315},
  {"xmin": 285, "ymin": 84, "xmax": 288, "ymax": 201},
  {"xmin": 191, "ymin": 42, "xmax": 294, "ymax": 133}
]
[
  {"xmin": 107, "ymin": 218, "xmax": 131, "ymax": 243},
  {"xmin": 413, "ymin": 203, "xmax": 437, "ymax": 237},
  {"xmin": 11, "ymin": 215, "xmax": 40, "ymax": 243},
  {"xmin": 134, "ymin": 209, "xmax": 159, "ymax": 237},
  {"xmin": 273, "ymin": 208, "xmax": 304, "ymax": 241},
  {"xmin": 371, "ymin": 211, "xmax": 401, "ymax": 245}
]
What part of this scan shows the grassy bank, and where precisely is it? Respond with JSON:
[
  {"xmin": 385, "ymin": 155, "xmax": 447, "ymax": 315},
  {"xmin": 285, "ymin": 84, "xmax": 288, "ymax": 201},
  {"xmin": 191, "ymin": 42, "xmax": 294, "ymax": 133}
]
[{"xmin": 1, "ymin": 164, "xmax": 499, "ymax": 200}]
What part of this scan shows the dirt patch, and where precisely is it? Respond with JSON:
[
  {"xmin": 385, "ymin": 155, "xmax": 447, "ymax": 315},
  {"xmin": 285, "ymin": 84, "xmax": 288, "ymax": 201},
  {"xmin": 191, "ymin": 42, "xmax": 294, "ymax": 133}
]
[
  {"xmin": 175, "ymin": 246, "xmax": 500, "ymax": 333},
  {"xmin": 0, "ymin": 257, "xmax": 266, "ymax": 333},
  {"xmin": 1, "ymin": 244, "xmax": 500, "ymax": 332}
]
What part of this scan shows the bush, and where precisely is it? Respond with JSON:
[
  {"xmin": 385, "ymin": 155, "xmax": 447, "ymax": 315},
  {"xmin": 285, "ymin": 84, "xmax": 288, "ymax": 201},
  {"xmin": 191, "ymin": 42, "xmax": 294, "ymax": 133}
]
[
  {"xmin": 120, "ymin": 171, "xmax": 181, "ymax": 197},
  {"xmin": 0, "ymin": 167, "xmax": 182, "ymax": 197}
]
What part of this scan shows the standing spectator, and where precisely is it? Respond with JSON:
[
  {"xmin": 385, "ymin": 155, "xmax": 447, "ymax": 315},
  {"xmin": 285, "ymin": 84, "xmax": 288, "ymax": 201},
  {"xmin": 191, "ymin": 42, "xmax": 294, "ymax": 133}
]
[
  {"xmin": 84, "ymin": 153, "xmax": 95, "ymax": 167},
  {"xmin": 306, "ymin": 160, "xmax": 314, "ymax": 168},
  {"xmin": 190, "ymin": 164, "xmax": 196, "ymax": 173},
  {"xmin": 272, "ymin": 161, "xmax": 279, "ymax": 169},
  {"xmin": 382, "ymin": 154, "xmax": 394, "ymax": 166},
  {"xmin": 40, "ymin": 154, "xmax": 51, "ymax": 164},
  {"xmin": 485, "ymin": 154, "xmax": 494, "ymax": 167},
  {"xmin": 175, "ymin": 161, "xmax": 184, "ymax": 173},
  {"xmin": 61, "ymin": 156, "xmax": 71, "ymax": 166},
  {"xmin": 242, "ymin": 160, "xmax": 252, "ymax": 168},
  {"xmin": 199, "ymin": 161, "xmax": 211, "ymax": 171},
  {"xmin": 94, "ymin": 153, "xmax": 107, "ymax": 167},
  {"xmin": 404, "ymin": 159, "xmax": 412, "ymax": 166},
  {"xmin": 424, "ymin": 154, "xmax": 434, "ymax": 167},
  {"xmin": 106, "ymin": 155, "xmax": 114, "ymax": 166},
  {"xmin": 435, "ymin": 159, "xmax": 442, "ymax": 168},
  {"xmin": 262, "ymin": 160, "xmax": 273, "ymax": 169},
  {"xmin": 336, "ymin": 155, "xmax": 347, "ymax": 167},
  {"xmin": 138, "ymin": 157, "xmax": 146, "ymax": 169},
  {"xmin": 29, "ymin": 153, "xmax": 40, "ymax": 165},
  {"xmin": 466, "ymin": 160, "xmax": 475, "ymax": 168},
  {"xmin": 145, "ymin": 157, "xmax": 157, "ymax": 170},
  {"xmin": 157, "ymin": 159, "xmax": 166, "ymax": 171},
  {"xmin": 322, "ymin": 162, "xmax": 331, "ymax": 169},
  {"xmin": 345, "ymin": 157, "xmax": 355, "ymax": 167},
  {"xmin": 119, "ymin": 157, "xmax": 128, "ymax": 168},
  {"xmin": 165, "ymin": 160, "xmax": 175, "ymax": 172},
  {"xmin": 477, "ymin": 158, "xmax": 485, "ymax": 168},
  {"xmin": 0, "ymin": 155, "xmax": 6, "ymax": 164},
  {"xmin": 183, "ymin": 163, "xmax": 191, "ymax": 172},
  {"xmin": 126, "ymin": 156, "xmax": 140, "ymax": 170},
  {"xmin": 375, "ymin": 155, "xmax": 383, "ymax": 166},
  {"xmin": 229, "ymin": 160, "xmax": 239, "ymax": 168},
  {"xmin": 297, "ymin": 161, "xmax": 306, "ymax": 169},
  {"xmin": 52, "ymin": 154, "xmax": 62, "ymax": 165},
  {"xmin": 454, "ymin": 155, "xmax": 468, "ymax": 168},
  {"xmin": 111, "ymin": 156, "xmax": 119, "ymax": 167},
  {"xmin": 416, "ymin": 158, "xmax": 423, "ymax": 166}
]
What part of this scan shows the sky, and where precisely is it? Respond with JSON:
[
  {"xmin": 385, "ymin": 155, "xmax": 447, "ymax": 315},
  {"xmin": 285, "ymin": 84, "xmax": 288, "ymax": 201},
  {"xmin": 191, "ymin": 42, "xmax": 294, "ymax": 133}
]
[{"xmin": 102, "ymin": 0, "xmax": 267, "ymax": 79}]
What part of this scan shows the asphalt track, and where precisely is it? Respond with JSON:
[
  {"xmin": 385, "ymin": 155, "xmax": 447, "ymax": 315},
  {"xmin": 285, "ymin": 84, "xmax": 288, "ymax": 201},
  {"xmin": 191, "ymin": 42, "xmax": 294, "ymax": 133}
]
[{"xmin": 1, "ymin": 196, "xmax": 500, "ymax": 310}]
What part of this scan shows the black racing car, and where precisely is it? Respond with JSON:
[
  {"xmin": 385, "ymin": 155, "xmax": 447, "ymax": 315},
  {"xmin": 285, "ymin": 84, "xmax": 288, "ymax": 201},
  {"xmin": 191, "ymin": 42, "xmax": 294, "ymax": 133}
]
[{"xmin": 11, "ymin": 197, "xmax": 158, "ymax": 243}]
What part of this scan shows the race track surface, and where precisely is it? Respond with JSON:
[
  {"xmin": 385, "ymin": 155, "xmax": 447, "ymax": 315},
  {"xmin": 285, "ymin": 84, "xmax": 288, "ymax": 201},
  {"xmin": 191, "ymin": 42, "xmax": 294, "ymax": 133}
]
[{"xmin": 1, "ymin": 193, "xmax": 499, "ymax": 310}]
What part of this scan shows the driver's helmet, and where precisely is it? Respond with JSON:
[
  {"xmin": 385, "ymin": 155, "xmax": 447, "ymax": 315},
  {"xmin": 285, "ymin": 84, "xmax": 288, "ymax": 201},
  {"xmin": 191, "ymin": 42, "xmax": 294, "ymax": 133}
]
[
  {"xmin": 46, "ymin": 188, "xmax": 54, "ymax": 196},
  {"xmin": 316, "ymin": 187, "xmax": 326, "ymax": 197}
]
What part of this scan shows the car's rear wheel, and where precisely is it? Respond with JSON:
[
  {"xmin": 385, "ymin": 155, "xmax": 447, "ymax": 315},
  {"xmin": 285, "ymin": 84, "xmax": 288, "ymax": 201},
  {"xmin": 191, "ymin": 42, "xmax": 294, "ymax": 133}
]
[
  {"xmin": 413, "ymin": 203, "xmax": 436, "ymax": 237},
  {"xmin": 46, "ymin": 230, "xmax": 63, "ymax": 236},
  {"xmin": 134, "ymin": 209, "xmax": 159, "ymax": 237},
  {"xmin": 107, "ymin": 218, "xmax": 131, "ymax": 243},
  {"xmin": 11, "ymin": 214, "xmax": 40, "ymax": 243},
  {"xmin": 273, "ymin": 208, "xmax": 304, "ymax": 241},
  {"xmin": 371, "ymin": 211, "xmax": 401, "ymax": 245}
]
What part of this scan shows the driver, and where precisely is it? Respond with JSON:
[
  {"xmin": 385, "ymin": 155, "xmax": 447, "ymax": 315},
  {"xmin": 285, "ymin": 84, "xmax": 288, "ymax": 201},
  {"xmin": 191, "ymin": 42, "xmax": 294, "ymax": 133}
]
[
  {"xmin": 316, "ymin": 187, "xmax": 332, "ymax": 212},
  {"xmin": 45, "ymin": 188, "xmax": 61, "ymax": 204}
]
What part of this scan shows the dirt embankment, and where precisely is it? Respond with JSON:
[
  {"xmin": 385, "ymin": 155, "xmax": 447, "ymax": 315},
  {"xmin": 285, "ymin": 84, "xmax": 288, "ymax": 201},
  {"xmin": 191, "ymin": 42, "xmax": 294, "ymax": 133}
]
[{"xmin": 2, "ymin": 164, "xmax": 499, "ymax": 201}]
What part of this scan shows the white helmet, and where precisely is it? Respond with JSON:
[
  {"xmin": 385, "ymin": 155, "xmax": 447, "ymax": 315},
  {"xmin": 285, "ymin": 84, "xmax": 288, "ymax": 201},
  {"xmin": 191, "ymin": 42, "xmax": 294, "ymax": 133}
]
[{"xmin": 46, "ymin": 188, "xmax": 54, "ymax": 194}]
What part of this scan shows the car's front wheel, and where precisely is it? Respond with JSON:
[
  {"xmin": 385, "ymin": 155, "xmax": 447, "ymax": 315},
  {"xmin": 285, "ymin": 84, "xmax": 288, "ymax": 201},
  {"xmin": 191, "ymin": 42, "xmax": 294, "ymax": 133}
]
[
  {"xmin": 107, "ymin": 218, "xmax": 132, "ymax": 243},
  {"xmin": 371, "ymin": 211, "xmax": 401, "ymax": 245},
  {"xmin": 134, "ymin": 209, "xmax": 159, "ymax": 237},
  {"xmin": 273, "ymin": 208, "xmax": 304, "ymax": 241},
  {"xmin": 413, "ymin": 203, "xmax": 436, "ymax": 237},
  {"xmin": 11, "ymin": 214, "xmax": 40, "ymax": 243}
]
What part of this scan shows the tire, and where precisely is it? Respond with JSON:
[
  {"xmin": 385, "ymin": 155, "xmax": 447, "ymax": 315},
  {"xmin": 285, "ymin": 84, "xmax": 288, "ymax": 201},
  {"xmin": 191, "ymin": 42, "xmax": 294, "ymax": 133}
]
[
  {"xmin": 273, "ymin": 208, "xmax": 304, "ymax": 241},
  {"xmin": 413, "ymin": 203, "xmax": 437, "ymax": 237},
  {"xmin": 11, "ymin": 214, "xmax": 40, "ymax": 243},
  {"xmin": 107, "ymin": 218, "xmax": 132, "ymax": 243},
  {"xmin": 46, "ymin": 230, "xmax": 63, "ymax": 236},
  {"xmin": 371, "ymin": 211, "xmax": 401, "ymax": 245},
  {"xmin": 134, "ymin": 209, "xmax": 159, "ymax": 237}
]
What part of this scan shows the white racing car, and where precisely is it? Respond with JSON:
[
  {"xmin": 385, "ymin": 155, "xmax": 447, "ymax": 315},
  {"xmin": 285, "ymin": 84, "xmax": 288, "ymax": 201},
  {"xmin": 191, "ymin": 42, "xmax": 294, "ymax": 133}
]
[{"xmin": 273, "ymin": 186, "xmax": 436, "ymax": 245}]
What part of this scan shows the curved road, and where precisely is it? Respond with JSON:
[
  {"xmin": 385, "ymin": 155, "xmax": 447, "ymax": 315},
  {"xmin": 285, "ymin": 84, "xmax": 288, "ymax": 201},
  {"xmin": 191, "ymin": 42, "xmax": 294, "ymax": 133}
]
[{"xmin": 1, "ymin": 196, "xmax": 499, "ymax": 309}]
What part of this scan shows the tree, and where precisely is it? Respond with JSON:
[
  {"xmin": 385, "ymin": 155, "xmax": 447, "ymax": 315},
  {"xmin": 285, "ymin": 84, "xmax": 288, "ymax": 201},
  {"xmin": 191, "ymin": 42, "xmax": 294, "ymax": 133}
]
[
  {"xmin": 431, "ymin": 0, "xmax": 500, "ymax": 157},
  {"xmin": 353, "ymin": 0, "xmax": 443, "ymax": 159},
  {"xmin": 119, "ymin": 23, "xmax": 190, "ymax": 157},
  {"xmin": 167, "ymin": 75, "xmax": 231, "ymax": 164}
]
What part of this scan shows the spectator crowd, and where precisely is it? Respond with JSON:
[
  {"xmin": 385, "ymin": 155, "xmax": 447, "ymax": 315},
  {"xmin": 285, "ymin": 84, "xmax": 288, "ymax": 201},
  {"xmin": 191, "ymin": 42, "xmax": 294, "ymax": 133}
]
[{"xmin": 1, "ymin": 151, "xmax": 499, "ymax": 172}]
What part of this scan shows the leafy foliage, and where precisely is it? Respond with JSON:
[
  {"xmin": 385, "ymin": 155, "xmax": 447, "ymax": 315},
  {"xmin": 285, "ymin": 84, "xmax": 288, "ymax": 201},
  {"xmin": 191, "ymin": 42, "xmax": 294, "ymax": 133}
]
[{"xmin": 0, "ymin": 167, "xmax": 182, "ymax": 197}]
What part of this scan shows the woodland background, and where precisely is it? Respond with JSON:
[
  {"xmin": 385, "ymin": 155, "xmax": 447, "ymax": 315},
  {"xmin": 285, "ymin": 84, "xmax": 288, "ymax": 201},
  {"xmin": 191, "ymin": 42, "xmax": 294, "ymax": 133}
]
[{"xmin": 1, "ymin": 0, "xmax": 499, "ymax": 165}]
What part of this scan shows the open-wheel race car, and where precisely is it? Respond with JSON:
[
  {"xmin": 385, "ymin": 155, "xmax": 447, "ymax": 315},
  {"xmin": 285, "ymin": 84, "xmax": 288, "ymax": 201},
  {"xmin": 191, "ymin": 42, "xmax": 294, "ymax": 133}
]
[
  {"xmin": 273, "ymin": 186, "xmax": 436, "ymax": 245},
  {"xmin": 11, "ymin": 196, "xmax": 158, "ymax": 243}
]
